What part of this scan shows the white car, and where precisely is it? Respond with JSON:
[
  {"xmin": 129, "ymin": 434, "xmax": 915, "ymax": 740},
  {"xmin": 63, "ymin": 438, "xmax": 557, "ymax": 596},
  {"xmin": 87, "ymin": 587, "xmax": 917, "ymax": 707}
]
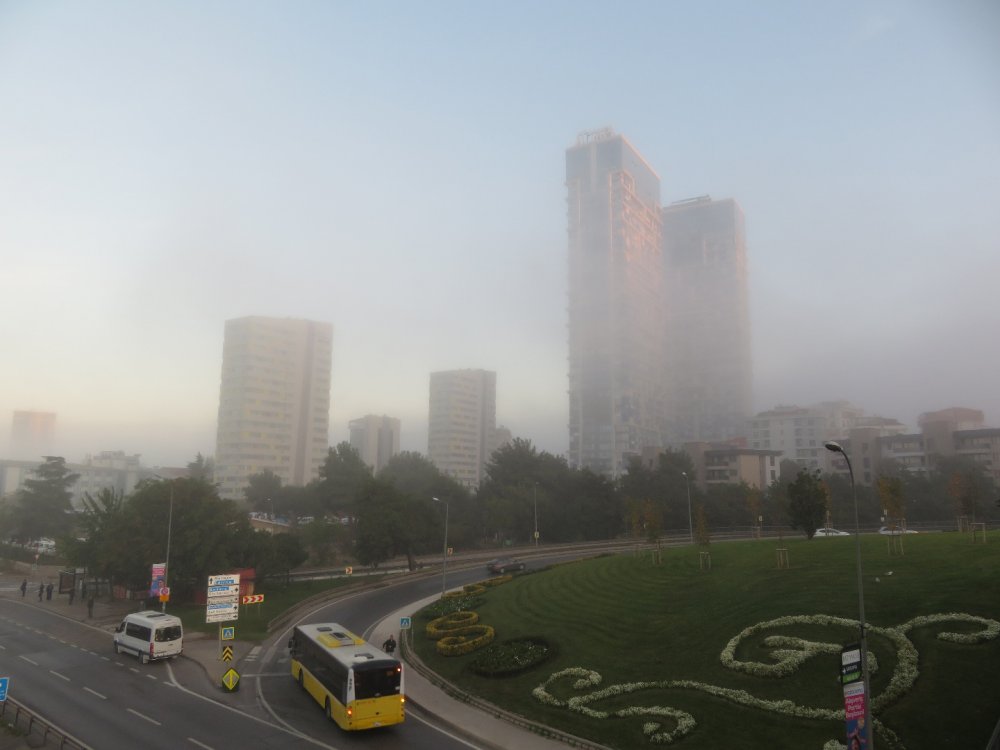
[
  {"xmin": 815, "ymin": 527, "xmax": 850, "ymax": 537},
  {"xmin": 879, "ymin": 526, "xmax": 917, "ymax": 535}
]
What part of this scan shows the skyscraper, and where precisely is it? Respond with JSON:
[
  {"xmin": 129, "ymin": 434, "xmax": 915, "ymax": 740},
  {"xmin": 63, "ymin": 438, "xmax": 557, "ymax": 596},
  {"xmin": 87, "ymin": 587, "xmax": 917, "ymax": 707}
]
[
  {"xmin": 427, "ymin": 369, "xmax": 496, "ymax": 489},
  {"xmin": 566, "ymin": 129, "xmax": 666, "ymax": 476},
  {"xmin": 349, "ymin": 414, "xmax": 400, "ymax": 474},
  {"xmin": 662, "ymin": 196, "xmax": 752, "ymax": 443},
  {"xmin": 214, "ymin": 316, "xmax": 333, "ymax": 501}
]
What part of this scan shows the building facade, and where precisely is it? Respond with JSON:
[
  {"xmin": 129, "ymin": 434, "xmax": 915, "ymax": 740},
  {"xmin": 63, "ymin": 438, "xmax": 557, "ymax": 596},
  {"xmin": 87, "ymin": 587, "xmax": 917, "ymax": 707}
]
[
  {"xmin": 214, "ymin": 316, "xmax": 333, "ymax": 501},
  {"xmin": 349, "ymin": 414, "xmax": 400, "ymax": 474},
  {"xmin": 427, "ymin": 369, "xmax": 496, "ymax": 489},
  {"xmin": 662, "ymin": 196, "xmax": 752, "ymax": 445},
  {"xmin": 566, "ymin": 128, "xmax": 666, "ymax": 476},
  {"xmin": 10, "ymin": 411, "xmax": 57, "ymax": 461},
  {"xmin": 747, "ymin": 401, "xmax": 866, "ymax": 473}
]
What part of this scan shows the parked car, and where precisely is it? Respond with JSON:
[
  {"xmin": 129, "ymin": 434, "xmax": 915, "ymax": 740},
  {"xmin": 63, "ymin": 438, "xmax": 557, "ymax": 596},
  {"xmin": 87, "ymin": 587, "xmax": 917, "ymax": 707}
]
[
  {"xmin": 486, "ymin": 557, "xmax": 525, "ymax": 574},
  {"xmin": 815, "ymin": 527, "xmax": 850, "ymax": 537},
  {"xmin": 879, "ymin": 526, "xmax": 917, "ymax": 535}
]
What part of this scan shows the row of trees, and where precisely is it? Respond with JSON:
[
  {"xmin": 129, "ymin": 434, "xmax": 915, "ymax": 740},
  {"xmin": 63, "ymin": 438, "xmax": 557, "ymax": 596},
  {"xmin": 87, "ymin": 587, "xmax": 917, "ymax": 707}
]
[{"xmin": 1, "ymin": 443, "xmax": 997, "ymax": 597}]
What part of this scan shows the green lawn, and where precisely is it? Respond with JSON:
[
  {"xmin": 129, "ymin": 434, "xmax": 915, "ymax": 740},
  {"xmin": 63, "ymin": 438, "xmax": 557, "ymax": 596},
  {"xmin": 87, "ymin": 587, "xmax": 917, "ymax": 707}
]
[{"xmin": 412, "ymin": 532, "xmax": 1000, "ymax": 750}]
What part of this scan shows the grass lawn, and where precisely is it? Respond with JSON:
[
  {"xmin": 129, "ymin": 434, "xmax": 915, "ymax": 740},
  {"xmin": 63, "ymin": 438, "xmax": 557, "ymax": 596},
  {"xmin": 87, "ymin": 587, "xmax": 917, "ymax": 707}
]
[
  {"xmin": 412, "ymin": 531, "xmax": 1000, "ymax": 750},
  {"xmin": 173, "ymin": 576, "xmax": 370, "ymax": 641}
]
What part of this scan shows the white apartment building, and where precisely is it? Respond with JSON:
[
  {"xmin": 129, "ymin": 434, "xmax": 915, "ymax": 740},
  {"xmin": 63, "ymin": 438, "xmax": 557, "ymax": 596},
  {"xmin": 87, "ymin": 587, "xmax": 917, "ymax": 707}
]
[
  {"xmin": 427, "ymin": 369, "xmax": 496, "ymax": 489},
  {"xmin": 747, "ymin": 401, "xmax": 865, "ymax": 473},
  {"xmin": 349, "ymin": 414, "xmax": 400, "ymax": 474},
  {"xmin": 214, "ymin": 316, "xmax": 332, "ymax": 501}
]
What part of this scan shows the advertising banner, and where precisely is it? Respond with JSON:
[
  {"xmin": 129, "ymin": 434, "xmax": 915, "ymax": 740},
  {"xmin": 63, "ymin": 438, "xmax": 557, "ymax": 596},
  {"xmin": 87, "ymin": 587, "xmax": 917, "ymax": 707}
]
[
  {"xmin": 150, "ymin": 563, "xmax": 166, "ymax": 596},
  {"xmin": 841, "ymin": 644, "xmax": 868, "ymax": 748}
]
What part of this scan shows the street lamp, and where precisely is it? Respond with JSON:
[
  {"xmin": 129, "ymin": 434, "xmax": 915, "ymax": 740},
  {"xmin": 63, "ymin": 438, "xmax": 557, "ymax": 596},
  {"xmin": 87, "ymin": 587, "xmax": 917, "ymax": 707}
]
[
  {"xmin": 533, "ymin": 483, "xmax": 539, "ymax": 548},
  {"xmin": 152, "ymin": 475, "xmax": 175, "ymax": 613},
  {"xmin": 681, "ymin": 472, "xmax": 693, "ymax": 544},
  {"xmin": 825, "ymin": 440, "xmax": 874, "ymax": 750},
  {"xmin": 432, "ymin": 497, "xmax": 449, "ymax": 596}
]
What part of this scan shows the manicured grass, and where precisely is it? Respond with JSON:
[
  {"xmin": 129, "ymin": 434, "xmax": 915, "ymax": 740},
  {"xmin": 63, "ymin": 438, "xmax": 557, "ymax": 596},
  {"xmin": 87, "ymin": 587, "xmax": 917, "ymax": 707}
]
[
  {"xmin": 173, "ymin": 576, "xmax": 371, "ymax": 641},
  {"xmin": 413, "ymin": 532, "xmax": 1000, "ymax": 749}
]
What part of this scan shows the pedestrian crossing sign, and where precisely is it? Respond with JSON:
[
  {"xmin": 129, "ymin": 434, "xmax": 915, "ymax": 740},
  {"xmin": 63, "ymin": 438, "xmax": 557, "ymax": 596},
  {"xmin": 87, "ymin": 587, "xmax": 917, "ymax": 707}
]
[{"xmin": 399, "ymin": 616, "xmax": 411, "ymax": 630}]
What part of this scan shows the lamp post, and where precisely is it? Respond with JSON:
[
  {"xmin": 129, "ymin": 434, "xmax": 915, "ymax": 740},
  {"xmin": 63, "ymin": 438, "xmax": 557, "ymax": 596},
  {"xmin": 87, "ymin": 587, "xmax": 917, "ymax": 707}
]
[
  {"xmin": 432, "ymin": 497, "xmax": 449, "ymax": 596},
  {"xmin": 825, "ymin": 440, "xmax": 874, "ymax": 750},
  {"xmin": 152, "ymin": 475, "xmax": 175, "ymax": 613},
  {"xmin": 681, "ymin": 472, "xmax": 693, "ymax": 544},
  {"xmin": 533, "ymin": 483, "xmax": 539, "ymax": 548}
]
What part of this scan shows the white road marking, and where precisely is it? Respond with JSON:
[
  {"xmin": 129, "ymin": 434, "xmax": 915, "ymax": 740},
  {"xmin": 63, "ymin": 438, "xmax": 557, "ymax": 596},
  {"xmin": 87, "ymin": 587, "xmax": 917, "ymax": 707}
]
[
  {"xmin": 19, "ymin": 655, "xmax": 38, "ymax": 665},
  {"xmin": 187, "ymin": 739, "xmax": 215, "ymax": 750},
  {"xmin": 84, "ymin": 687, "xmax": 106, "ymax": 700},
  {"xmin": 127, "ymin": 708, "xmax": 161, "ymax": 726},
  {"xmin": 50, "ymin": 670, "xmax": 70, "ymax": 682}
]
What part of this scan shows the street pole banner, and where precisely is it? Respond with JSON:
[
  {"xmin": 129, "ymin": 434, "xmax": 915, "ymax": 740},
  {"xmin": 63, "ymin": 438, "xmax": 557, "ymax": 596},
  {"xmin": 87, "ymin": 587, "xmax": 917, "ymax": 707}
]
[
  {"xmin": 841, "ymin": 644, "xmax": 868, "ymax": 748},
  {"xmin": 150, "ymin": 562, "xmax": 166, "ymax": 596}
]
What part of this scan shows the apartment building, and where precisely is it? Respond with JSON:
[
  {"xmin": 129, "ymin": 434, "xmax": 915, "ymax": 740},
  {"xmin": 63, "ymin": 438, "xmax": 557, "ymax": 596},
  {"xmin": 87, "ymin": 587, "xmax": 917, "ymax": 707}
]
[
  {"xmin": 566, "ymin": 128, "xmax": 666, "ymax": 476},
  {"xmin": 427, "ymin": 369, "xmax": 496, "ymax": 489},
  {"xmin": 662, "ymin": 196, "xmax": 752, "ymax": 444},
  {"xmin": 214, "ymin": 316, "xmax": 332, "ymax": 501},
  {"xmin": 348, "ymin": 415, "xmax": 400, "ymax": 474}
]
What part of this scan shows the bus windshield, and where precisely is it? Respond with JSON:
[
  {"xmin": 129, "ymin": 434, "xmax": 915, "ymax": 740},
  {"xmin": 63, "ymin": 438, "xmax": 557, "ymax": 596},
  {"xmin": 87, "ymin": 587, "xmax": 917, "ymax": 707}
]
[{"xmin": 353, "ymin": 663, "xmax": 401, "ymax": 700}]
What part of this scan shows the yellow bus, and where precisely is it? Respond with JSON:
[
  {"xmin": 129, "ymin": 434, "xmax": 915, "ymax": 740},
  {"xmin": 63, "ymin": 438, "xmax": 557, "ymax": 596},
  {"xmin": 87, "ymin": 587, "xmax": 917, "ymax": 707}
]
[{"xmin": 287, "ymin": 623, "xmax": 405, "ymax": 730}]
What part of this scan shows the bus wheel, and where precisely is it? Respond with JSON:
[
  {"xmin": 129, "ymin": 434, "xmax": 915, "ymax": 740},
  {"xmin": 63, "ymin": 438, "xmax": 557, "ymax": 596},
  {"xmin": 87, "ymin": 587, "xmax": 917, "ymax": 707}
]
[{"xmin": 325, "ymin": 698, "xmax": 332, "ymax": 720}]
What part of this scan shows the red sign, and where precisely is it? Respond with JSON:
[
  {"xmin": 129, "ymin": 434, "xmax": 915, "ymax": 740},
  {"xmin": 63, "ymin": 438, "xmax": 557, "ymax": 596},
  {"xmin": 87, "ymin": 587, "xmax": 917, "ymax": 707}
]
[{"xmin": 241, "ymin": 594, "xmax": 264, "ymax": 605}]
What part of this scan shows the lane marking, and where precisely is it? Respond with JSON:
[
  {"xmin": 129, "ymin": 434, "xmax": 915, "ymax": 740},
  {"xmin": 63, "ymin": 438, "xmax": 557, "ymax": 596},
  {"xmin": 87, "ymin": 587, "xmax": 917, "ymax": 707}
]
[
  {"xmin": 147, "ymin": 674, "xmax": 157, "ymax": 680},
  {"xmin": 84, "ymin": 687, "xmax": 106, "ymax": 700},
  {"xmin": 50, "ymin": 670, "xmax": 70, "ymax": 682},
  {"xmin": 187, "ymin": 739, "xmax": 215, "ymax": 750},
  {"xmin": 127, "ymin": 708, "xmax": 161, "ymax": 726},
  {"xmin": 19, "ymin": 655, "xmax": 38, "ymax": 666}
]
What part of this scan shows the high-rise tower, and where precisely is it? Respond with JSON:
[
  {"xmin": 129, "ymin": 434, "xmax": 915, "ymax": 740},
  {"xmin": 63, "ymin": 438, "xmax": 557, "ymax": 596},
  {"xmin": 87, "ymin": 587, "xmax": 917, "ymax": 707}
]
[
  {"xmin": 214, "ymin": 316, "xmax": 332, "ymax": 501},
  {"xmin": 566, "ymin": 129, "xmax": 666, "ymax": 476},
  {"xmin": 427, "ymin": 369, "xmax": 496, "ymax": 489},
  {"xmin": 662, "ymin": 197, "xmax": 752, "ymax": 443}
]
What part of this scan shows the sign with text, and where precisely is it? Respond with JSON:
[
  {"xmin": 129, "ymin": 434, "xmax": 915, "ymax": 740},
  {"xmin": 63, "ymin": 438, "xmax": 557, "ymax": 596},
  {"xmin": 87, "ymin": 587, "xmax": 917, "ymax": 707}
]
[
  {"xmin": 841, "ymin": 644, "xmax": 868, "ymax": 747},
  {"xmin": 150, "ymin": 563, "xmax": 166, "ymax": 596},
  {"xmin": 206, "ymin": 573, "xmax": 241, "ymax": 623},
  {"xmin": 0, "ymin": 677, "xmax": 8, "ymax": 702}
]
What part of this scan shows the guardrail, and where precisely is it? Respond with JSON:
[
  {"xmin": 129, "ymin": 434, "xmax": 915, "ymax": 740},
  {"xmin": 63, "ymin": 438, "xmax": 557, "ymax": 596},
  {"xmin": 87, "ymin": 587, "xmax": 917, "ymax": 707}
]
[{"xmin": 0, "ymin": 695, "xmax": 92, "ymax": 750}]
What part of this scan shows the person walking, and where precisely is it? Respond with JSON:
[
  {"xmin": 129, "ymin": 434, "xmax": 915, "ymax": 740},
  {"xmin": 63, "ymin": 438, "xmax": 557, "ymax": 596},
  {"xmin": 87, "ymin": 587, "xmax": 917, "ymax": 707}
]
[
  {"xmin": 382, "ymin": 634, "xmax": 397, "ymax": 656},
  {"xmin": 46, "ymin": 582, "xmax": 53, "ymax": 601},
  {"xmin": 20, "ymin": 579, "xmax": 27, "ymax": 598},
  {"xmin": 38, "ymin": 582, "xmax": 44, "ymax": 601}
]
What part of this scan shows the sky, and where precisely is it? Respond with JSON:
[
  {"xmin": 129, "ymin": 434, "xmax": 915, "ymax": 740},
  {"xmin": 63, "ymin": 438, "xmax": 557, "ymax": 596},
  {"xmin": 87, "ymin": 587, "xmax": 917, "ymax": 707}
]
[{"xmin": 1, "ymin": 0, "xmax": 998, "ymax": 468}]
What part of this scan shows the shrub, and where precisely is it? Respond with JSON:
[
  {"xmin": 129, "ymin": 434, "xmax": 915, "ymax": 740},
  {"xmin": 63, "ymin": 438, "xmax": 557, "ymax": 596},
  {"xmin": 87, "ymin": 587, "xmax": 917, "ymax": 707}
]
[
  {"xmin": 437, "ymin": 624, "xmax": 496, "ymax": 656},
  {"xmin": 469, "ymin": 636, "xmax": 556, "ymax": 677},
  {"xmin": 421, "ymin": 595, "xmax": 483, "ymax": 619},
  {"xmin": 426, "ymin": 610, "xmax": 480, "ymax": 640}
]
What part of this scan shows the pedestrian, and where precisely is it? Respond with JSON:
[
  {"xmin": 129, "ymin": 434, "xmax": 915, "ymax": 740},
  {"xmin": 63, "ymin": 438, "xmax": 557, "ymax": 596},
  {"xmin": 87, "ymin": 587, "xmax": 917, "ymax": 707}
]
[
  {"xmin": 20, "ymin": 579, "xmax": 27, "ymax": 598},
  {"xmin": 68, "ymin": 587, "xmax": 75, "ymax": 605},
  {"xmin": 38, "ymin": 582, "xmax": 44, "ymax": 601},
  {"xmin": 87, "ymin": 596, "xmax": 94, "ymax": 619},
  {"xmin": 382, "ymin": 634, "xmax": 397, "ymax": 656},
  {"xmin": 46, "ymin": 583, "xmax": 53, "ymax": 601}
]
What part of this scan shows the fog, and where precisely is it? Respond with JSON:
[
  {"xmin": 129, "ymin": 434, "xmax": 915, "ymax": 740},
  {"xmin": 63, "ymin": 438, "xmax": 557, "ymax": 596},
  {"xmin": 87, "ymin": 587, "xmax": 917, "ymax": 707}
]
[{"xmin": 1, "ymin": 1, "xmax": 998, "ymax": 467}]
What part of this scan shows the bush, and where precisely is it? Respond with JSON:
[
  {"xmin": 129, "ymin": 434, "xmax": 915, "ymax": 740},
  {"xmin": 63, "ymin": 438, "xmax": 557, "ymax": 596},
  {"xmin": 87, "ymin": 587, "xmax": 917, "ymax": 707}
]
[
  {"xmin": 426, "ymin": 610, "xmax": 479, "ymax": 639},
  {"xmin": 422, "ymin": 595, "xmax": 483, "ymax": 619},
  {"xmin": 437, "ymin": 624, "xmax": 495, "ymax": 656},
  {"xmin": 469, "ymin": 636, "xmax": 556, "ymax": 677}
]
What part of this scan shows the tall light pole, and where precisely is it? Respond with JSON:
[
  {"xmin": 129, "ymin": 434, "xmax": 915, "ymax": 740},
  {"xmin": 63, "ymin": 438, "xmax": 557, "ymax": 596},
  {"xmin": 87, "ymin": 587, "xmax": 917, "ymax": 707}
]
[
  {"xmin": 533, "ymin": 483, "xmax": 539, "ymax": 547},
  {"xmin": 681, "ymin": 472, "xmax": 693, "ymax": 544},
  {"xmin": 152, "ymin": 475, "xmax": 175, "ymax": 614},
  {"xmin": 432, "ymin": 497, "xmax": 449, "ymax": 596},
  {"xmin": 825, "ymin": 440, "xmax": 874, "ymax": 750}
]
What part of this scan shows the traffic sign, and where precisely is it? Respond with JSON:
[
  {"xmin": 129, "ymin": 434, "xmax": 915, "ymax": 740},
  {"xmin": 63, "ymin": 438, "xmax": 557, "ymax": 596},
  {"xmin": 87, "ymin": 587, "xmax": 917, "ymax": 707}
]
[
  {"xmin": 208, "ymin": 574, "xmax": 240, "ymax": 587},
  {"xmin": 221, "ymin": 668, "xmax": 240, "ymax": 692},
  {"xmin": 399, "ymin": 616, "xmax": 411, "ymax": 630},
  {"xmin": 206, "ymin": 602, "xmax": 239, "ymax": 623},
  {"xmin": 345, "ymin": 566, "xmax": 353, "ymax": 575},
  {"xmin": 0, "ymin": 677, "xmax": 8, "ymax": 702},
  {"xmin": 221, "ymin": 626, "xmax": 235, "ymax": 640},
  {"xmin": 221, "ymin": 645, "xmax": 234, "ymax": 662},
  {"xmin": 241, "ymin": 594, "xmax": 264, "ymax": 605}
]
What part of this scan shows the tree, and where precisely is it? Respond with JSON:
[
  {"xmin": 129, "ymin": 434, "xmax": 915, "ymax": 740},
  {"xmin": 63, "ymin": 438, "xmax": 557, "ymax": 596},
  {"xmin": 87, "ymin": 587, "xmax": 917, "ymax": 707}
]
[
  {"xmin": 315, "ymin": 442, "xmax": 373, "ymax": 515},
  {"xmin": 876, "ymin": 475, "xmax": 905, "ymax": 528},
  {"xmin": 13, "ymin": 456, "xmax": 79, "ymax": 541},
  {"xmin": 244, "ymin": 470, "xmax": 283, "ymax": 513},
  {"xmin": 187, "ymin": 453, "xmax": 215, "ymax": 481},
  {"xmin": 786, "ymin": 469, "xmax": 828, "ymax": 539}
]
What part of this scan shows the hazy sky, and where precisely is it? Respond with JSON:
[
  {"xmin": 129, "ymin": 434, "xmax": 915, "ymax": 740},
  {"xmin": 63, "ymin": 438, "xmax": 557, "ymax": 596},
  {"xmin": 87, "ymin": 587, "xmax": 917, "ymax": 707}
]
[{"xmin": 2, "ymin": 1, "xmax": 998, "ymax": 467}]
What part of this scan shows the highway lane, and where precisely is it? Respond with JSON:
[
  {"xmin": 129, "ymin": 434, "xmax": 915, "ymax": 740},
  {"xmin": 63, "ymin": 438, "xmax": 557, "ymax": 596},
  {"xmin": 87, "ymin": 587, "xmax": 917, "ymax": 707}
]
[{"xmin": 0, "ymin": 600, "xmax": 327, "ymax": 750}]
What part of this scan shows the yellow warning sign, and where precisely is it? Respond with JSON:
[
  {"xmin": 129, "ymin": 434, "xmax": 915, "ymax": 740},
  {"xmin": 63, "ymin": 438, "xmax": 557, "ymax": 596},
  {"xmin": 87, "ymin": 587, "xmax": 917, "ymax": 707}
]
[
  {"xmin": 221, "ymin": 645, "xmax": 234, "ymax": 662},
  {"xmin": 221, "ymin": 668, "xmax": 240, "ymax": 692}
]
